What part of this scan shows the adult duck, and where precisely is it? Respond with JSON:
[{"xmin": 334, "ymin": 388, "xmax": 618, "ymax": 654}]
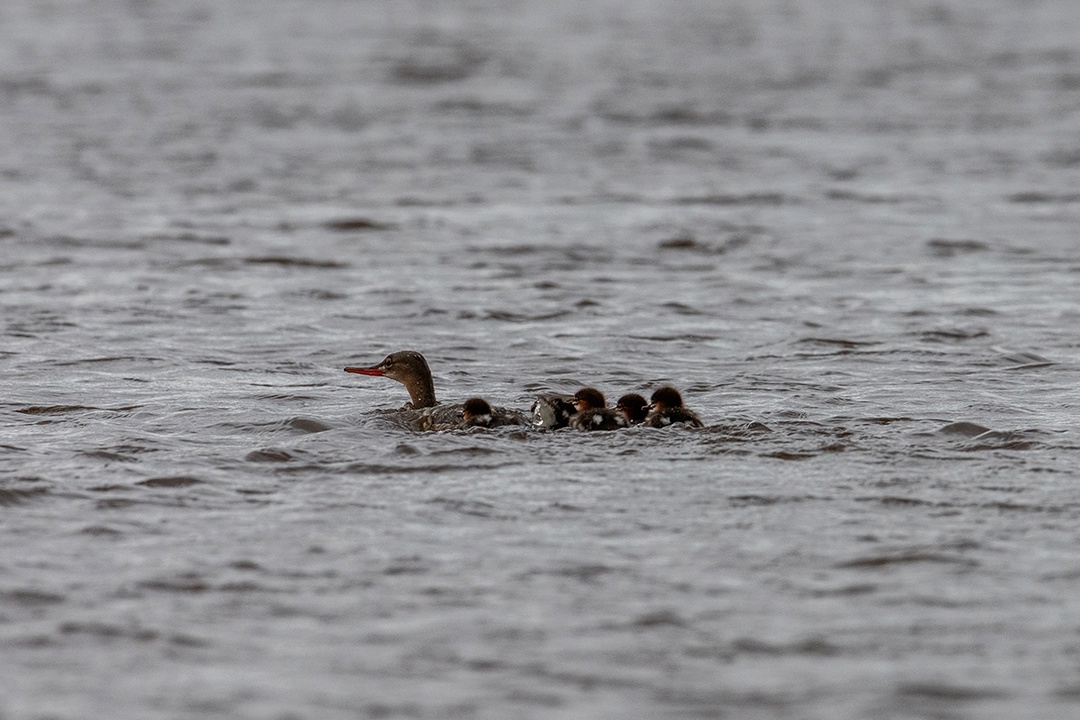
[{"xmin": 345, "ymin": 350, "xmax": 525, "ymax": 430}]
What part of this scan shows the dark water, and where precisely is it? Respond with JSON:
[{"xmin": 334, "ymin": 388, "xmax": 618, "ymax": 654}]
[{"xmin": 4, "ymin": 1, "xmax": 1080, "ymax": 718}]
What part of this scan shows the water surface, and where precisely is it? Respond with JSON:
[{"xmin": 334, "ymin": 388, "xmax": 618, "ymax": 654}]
[{"xmin": 3, "ymin": 1, "xmax": 1080, "ymax": 718}]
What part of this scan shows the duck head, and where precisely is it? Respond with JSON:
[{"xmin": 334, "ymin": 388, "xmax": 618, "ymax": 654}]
[
  {"xmin": 616, "ymin": 393, "xmax": 649, "ymax": 423},
  {"xmin": 648, "ymin": 386, "xmax": 685, "ymax": 411},
  {"xmin": 345, "ymin": 350, "xmax": 437, "ymax": 408},
  {"xmin": 572, "ymin": 387, "xmax": 607, "ymax": 412}
]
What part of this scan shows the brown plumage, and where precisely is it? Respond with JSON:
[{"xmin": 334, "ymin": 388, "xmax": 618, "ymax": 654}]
[
  {"xmin": 344, "ymin": 351, "xmax": 525, "ymax": 430},
  {"xmin": 645, "ymin": 386, "xmax": 703, "ymax": 428},
  {"xmin": 568, "ymin": 388, "xmax": 629, "ymax": 431},
  {"xmin": 615, "ymin": 393, "xmax": 649, "ymax": 424}
]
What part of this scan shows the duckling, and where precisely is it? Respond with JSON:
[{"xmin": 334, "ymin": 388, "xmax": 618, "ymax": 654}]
[
  {"xmin": 615, "ymin": 393, "xmax": 649, "ymax": 425},
  {"xmin": 645, "ymin": 386, "xmax": 703, "ymax": 428},
  {"xmin": 568, "ymin": 387, "xmax": 629, "ymax": 431}
]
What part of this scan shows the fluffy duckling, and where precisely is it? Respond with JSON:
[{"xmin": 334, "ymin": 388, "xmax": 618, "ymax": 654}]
[
  {"xmin": 645, "ymin": 386, "xmax": 703, "ymax": 428},
  {"xmin": 568, "ymin": 388, "xmax": 629, "ymax": 431},
  {"xmin": 459, "ymin": 397, "xmax": 526, "ymax": 428},
  {"xmin": 615, "ymin": 393, "xmax": 649, "ymax": 425}
]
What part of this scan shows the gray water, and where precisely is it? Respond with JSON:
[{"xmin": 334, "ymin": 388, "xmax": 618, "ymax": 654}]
[{"xmin": 4, "ymin": 1, "xmax": 1080, "ymax": 718}]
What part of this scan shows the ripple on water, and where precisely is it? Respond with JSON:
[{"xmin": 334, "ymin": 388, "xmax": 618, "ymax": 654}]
[
  {"xmin": 321, "ymin": 217, "xmax": 397, "ymax": 232},
  {"xmin": 891, "ymin": 681, "xmax": 1012, "ymax": 703},
  {"xmin": 835, "ymin": 551, "xmax": 979, "ymax": 570},
  {"xmin": 245, "ymin": 448, "xmax": 297, "ymax": 463},
  {"xmin": 57, "ymin": 621, "xmax": 162, "ymax": 644},
  {"xmin": 16, "ymin": 405, "xmax": 102, "ymax": 416},
  {"xmin": 0, "ymin": 485, "xmax": 51, "ymax": 506},
  {"xmin": 425, "ymin": 496, "xmax": 509, "ymax": 520},
  {"xmin": 0, "ymin": 589, "xmax": 66, "ymax": 606},
  {"xmin": 135, "ymin": 476, "xmax": 203, "ymax": 489}
]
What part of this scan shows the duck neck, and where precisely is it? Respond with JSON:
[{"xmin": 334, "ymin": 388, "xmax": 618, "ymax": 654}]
[{"xmin": 406, "ymin": 376, "xmax": 437, "ymax": 409}]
